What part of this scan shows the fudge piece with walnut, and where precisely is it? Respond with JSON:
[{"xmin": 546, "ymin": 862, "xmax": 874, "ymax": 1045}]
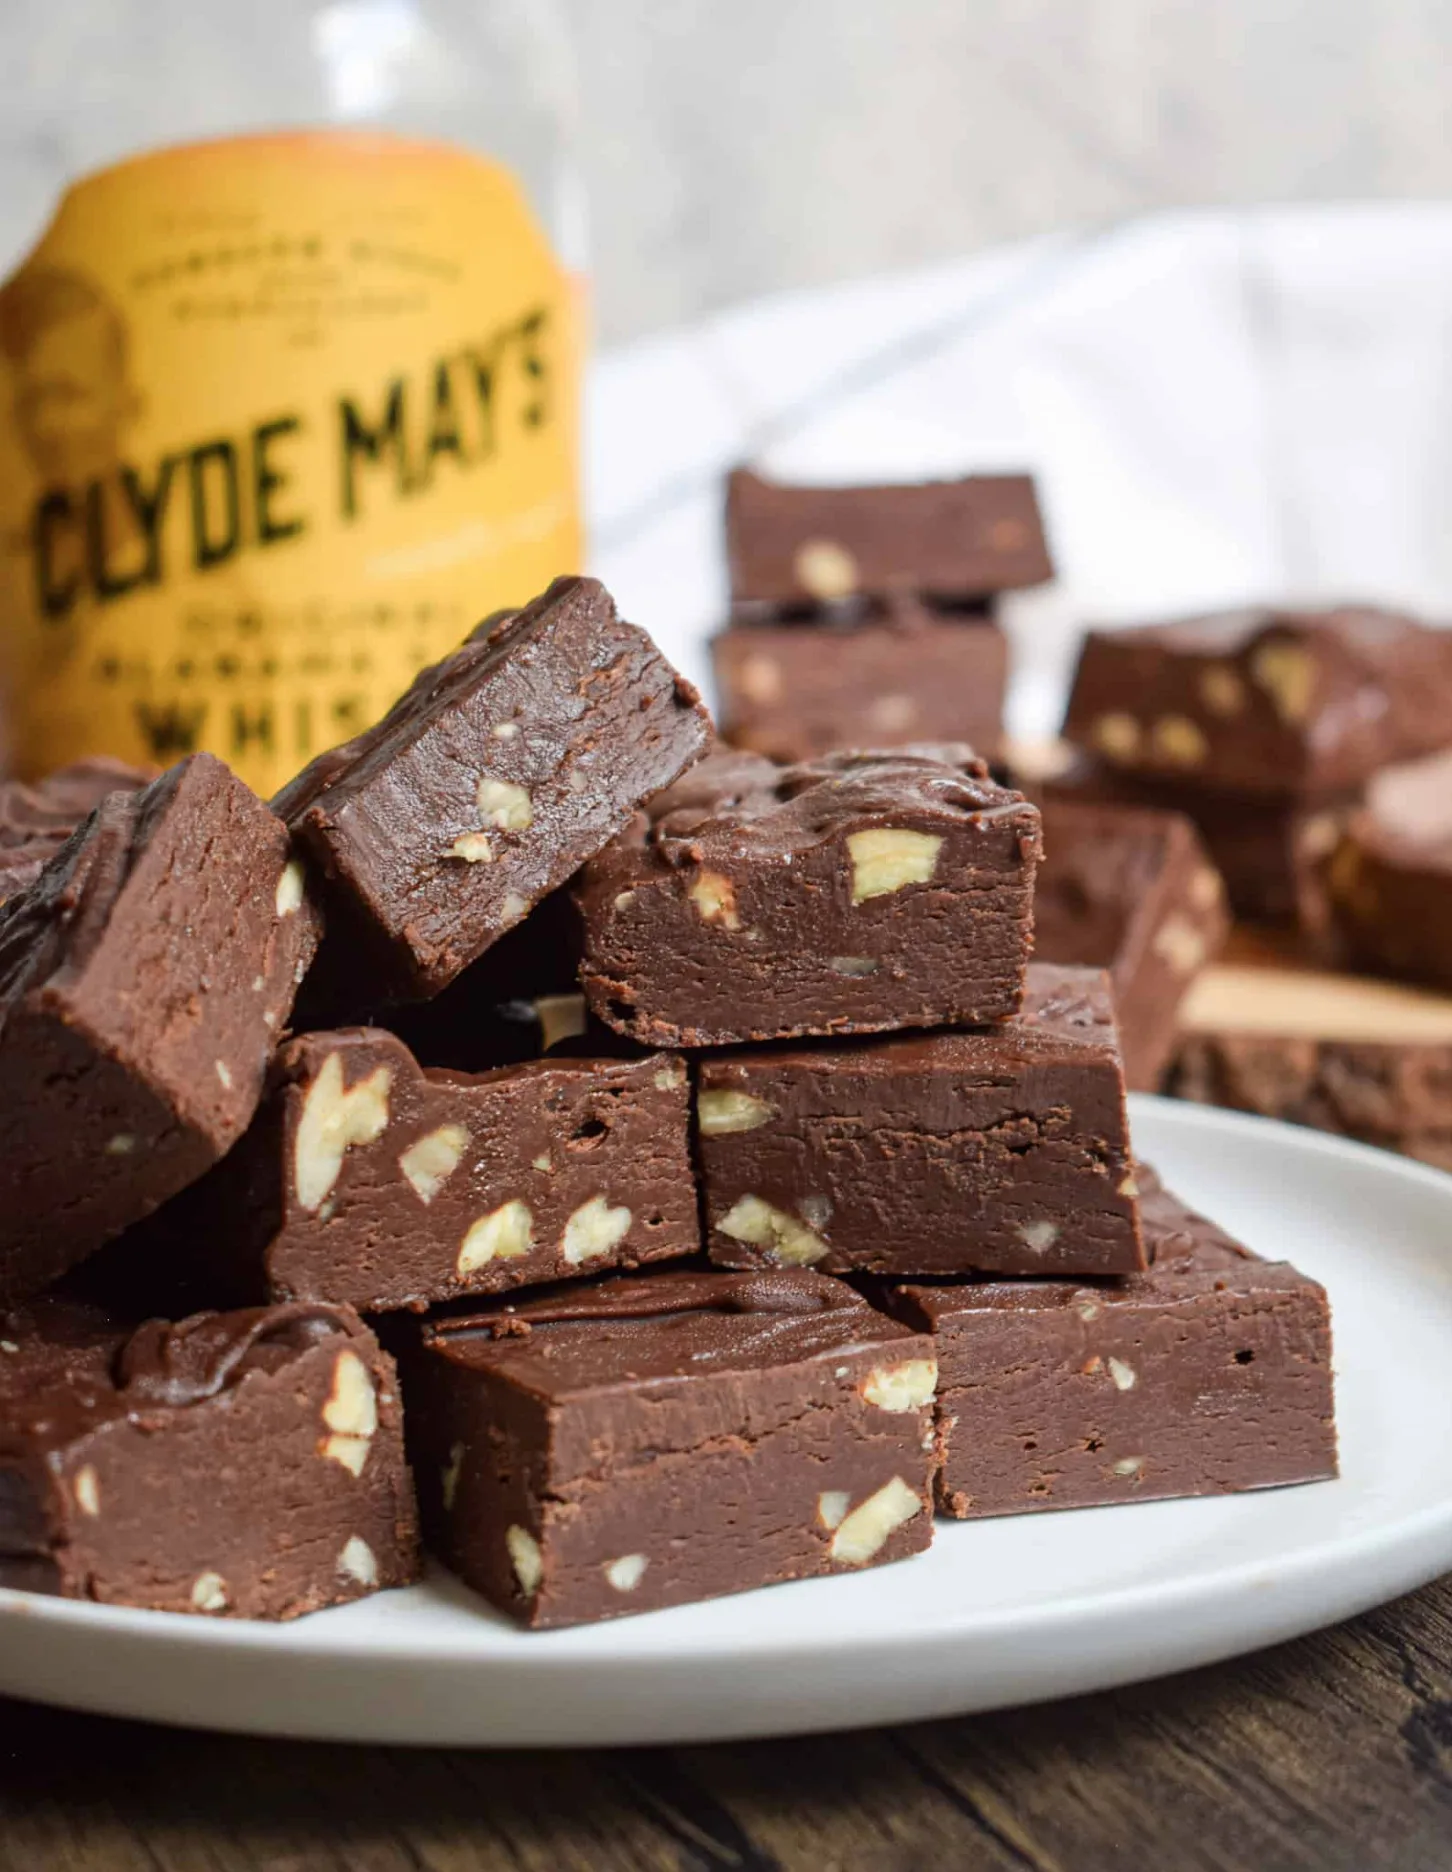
[
  {"xmin": 0, "ymin": 753, "xmax": 319, "ymax": 1303},
  {"xmin": 713, "ymin": 594, "xmax": 1008, "ymax": 765},
  {"xmin": 398, "ymin": 1266, "xmax": 936, "ymax": 1628},
  {"xmin": 725, "ymin": 468, "xmax": 1052, "ymax": 605},
  {"xmin": 1063, "ymin": 606, "xmax": 1452, "ymax": 796},
  {"xmin": 277, "ymin": 575, "xmax": 710, "ymax": 1003},
  {"xmin": 0, "ymin": 1296, "xmax": 417, "ymax": 1617},
  {"xmin": 576, "ymin": 745, "xmax": 1041, "ymax": 1047},
  {"xmin": 886, "ymin": 1167, "xmax": 1336, "ymax": 1519},
  {"xmin": 698, "ymin": 964, "xmax": 1144, "ymax": 1279},
  {"xmin": 118, "ymin": 1026, "xmax": 698, "ymax": 1314}
]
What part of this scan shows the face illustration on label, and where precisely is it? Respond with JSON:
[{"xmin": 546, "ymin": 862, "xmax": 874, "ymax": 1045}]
[{"xmin": 0, "ymin": 264, "xmax": 141, "ymax": 490}]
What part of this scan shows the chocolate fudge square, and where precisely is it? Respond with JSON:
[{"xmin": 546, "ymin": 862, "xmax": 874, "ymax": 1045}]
[
  {"xmin": 276, "ymin": 575, "xmax": 710, "ymax": 1001},
  {"xmin": 713, "ymin": 598, "xmax": 1008, "ymax": 765},
  {"xmin": 1033, "ymin": 798, "xmax": 1228, "ymax": 1089},
  {"xmin": 1167, "ymin": 961, "xmax": 1452, "ymax": 1172},
  {"xmin": 889, "ymin": 1166, "xmax": 1336, "ymax": 1519},
  {"xmin": 699, "ymin": 964, "xmax": 1143, "ymax": 1279},
  {"xmin": 1037, "ymin": 749, "xmax": 1356, "ymax": 928},
  {"xmin": 128, "ymin": 1027, "xmax": 698, "ymax": 1313},
  {"xmin": 0, "ymin": 758, "xmax": 153, "ymax": 906},
  {"xmin": 0, "ymin": 753, "xmax": 319, "ymax": 1303},
  {"xmin": 1321, "ymin": 751, "xmax": 1452, "ymax": 992},
  {"xmin": 1063, "ymin": 607, "xmax": 1452, "ymax": 796},
  {"xmin": 726, "ymin": 469, "xmax": 1052, "ymax": 605},
  {"xmin": 399, "ymin": 1267, "xmax": 936, "ymax": 1628},
  {"xmin": 0, "ymin": 1297, "xmax": 418, "ymax": 1616},
  {"xmin": 576, "ymin": 746, "xmax": 1041, "ymax": 1047}
]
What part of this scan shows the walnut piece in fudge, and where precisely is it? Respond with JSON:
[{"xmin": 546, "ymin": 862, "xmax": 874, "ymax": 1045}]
[
  {"xmin": 699, "ymin": 964, "xmax": 1144, "ymax": 1279},
  {"xmin": 0, "ymin": 1298, "xmax": 418, "ymax": 1616},
  {"xmin": 713, "ymin": 596, "xmax": 1008, "ymax": 765},
  {"xmin": 1032, "ymin": 798, "xmax": 1228, "ymax": 1089},
  {"xmin": 576, "ymin": 745, "xmax": 1042, "ymax": 1046},
  {"xmin": 276, "ymin": 575, "xmax": 710, "ymax": 1001},
  {"xmin": 0, "ymin": 753, "xmax": 319, "ymax": 1303},
  {"xmin": 130, "ymin": 1027, "xmax": 698, "ymax": 1313},
  {"xmin": 1063, "ymin": 606, "xmax": 1452, "ymax": 796},
  {"xmin": 725, "ymin": 468, "xmax": 1052, "ymax": 605},
  {"xmin": 398, "ymin": 1266, "xmax": 936, "ymax": 1628},
  {"xmin": 888, "ymin": 1166, "xmax": 1336, "ymax": 1519},
  {"xmin": 1320, "ymin": 751, "xmax": 1452, "ymax": 992},
  {"xmin": 0, "ymin": 758, "xmax": 153, "ymax": 905}
]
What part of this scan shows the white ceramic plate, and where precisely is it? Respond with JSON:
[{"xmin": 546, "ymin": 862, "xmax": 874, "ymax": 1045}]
[{"xmin": 3, "ymin": 1096, "xmax": 1451, "ymax": 1746}]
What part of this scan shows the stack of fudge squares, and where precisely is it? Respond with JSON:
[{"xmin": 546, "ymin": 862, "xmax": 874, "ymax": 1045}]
[
  {"xmin": 1048, "ymin": 608, "xmax": 1452, "ymax": 1158},
  {"xmin": 0, "ymin": 575, "xmax": 1336, "ymax": 1632},
  {"xmin": 712, "ymin": 470, "xmax": 1236, "ymax": 1094}
]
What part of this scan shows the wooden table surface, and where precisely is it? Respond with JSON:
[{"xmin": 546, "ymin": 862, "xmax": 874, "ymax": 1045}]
[{"xmin": 3, "ymin": 1574, "xmax": 1450, "ymax": 1872}]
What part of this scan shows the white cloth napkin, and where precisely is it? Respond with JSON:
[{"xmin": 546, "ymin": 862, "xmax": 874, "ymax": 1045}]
[{"xmin": 588, "ymin": 205, "xmax": 1452, "ymax": 738}]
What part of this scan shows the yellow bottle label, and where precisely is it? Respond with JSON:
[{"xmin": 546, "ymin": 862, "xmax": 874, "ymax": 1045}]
[{"xmin": 0, "ymin": 131, "xmax": 581, "ymax": 794}]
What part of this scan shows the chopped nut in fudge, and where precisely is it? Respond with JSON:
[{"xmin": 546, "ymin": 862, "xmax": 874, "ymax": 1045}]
[
  {"xmin": 0, "ymin": 1296, "xmax": 417, "ymax": 1616},
  {"xmin": 397, "ymin": 1266, "xmax": 936, "ymax": 1627},
  {"xmin": 0, "ymin": 753, "xmax": 319, "ymax": 1303},
  {"xmin": 576, "ymin": 744, "xmax": 1041, "ymax": 1047}
]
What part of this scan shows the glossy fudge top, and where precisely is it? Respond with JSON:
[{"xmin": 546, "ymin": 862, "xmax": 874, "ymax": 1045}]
[
  {"xmin": 276, "ymin": 575, "xmax": 710, "ymax": 996},
  {"xmin": 583, "ymin": 743, "xmax": 1033, "ymax": 886},
  {"xmin": 422, "ymin": 1268, "xmax": 923, "ymax": 1396},
  {"xmin": 576, "ymin": 743, "xmax": 1041, "ymax": 1045},
  {"xmin": 0, "ymin": 1301, "xmax": 369, "ymax": 1456},
  {"xmin": 1064, "ymin": 605, "xmax": 1452, "ymax": 794},
  {"xmin": 726, "ymin": 469, "xmax": 1053, "ymax": 604}
]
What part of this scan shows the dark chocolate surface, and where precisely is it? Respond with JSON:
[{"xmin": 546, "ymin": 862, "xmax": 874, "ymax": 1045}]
[
  {"xmin": 577, "ymin": 744, "xmax": 1041, "ymax": 1046},
  {"xmin": 401, "ymin": 1266, "xmax": 936, "ymax": 1627},
  {"xmin": 893, "ymin": 1165, "xmax": 1337, "ymax": 1518},
  {"xmin": 726, "ymin": 469, "xmax": 1053, "ymax": 603},
  {"xmin": 278, "ymin": 575, "xmax": 710, "ymax": 1000},
  {"xmin": 0, "ymin": 753, "xmax": 319, "ymax": 1303},
  {"xmin": 699, "ymin": 963, "xmax": 1143, "ymax": 1279}
]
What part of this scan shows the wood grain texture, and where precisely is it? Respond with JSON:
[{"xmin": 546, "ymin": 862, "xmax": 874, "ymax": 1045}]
[{"xmin": 3, "ymin": 1576, "xmax": 1452, "ymax": 1872}]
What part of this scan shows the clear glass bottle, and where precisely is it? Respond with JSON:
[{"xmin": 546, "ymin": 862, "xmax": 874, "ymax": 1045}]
[{"xmin": 0, "ymin": 1, "xmax": 585, "ymax": 791}]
